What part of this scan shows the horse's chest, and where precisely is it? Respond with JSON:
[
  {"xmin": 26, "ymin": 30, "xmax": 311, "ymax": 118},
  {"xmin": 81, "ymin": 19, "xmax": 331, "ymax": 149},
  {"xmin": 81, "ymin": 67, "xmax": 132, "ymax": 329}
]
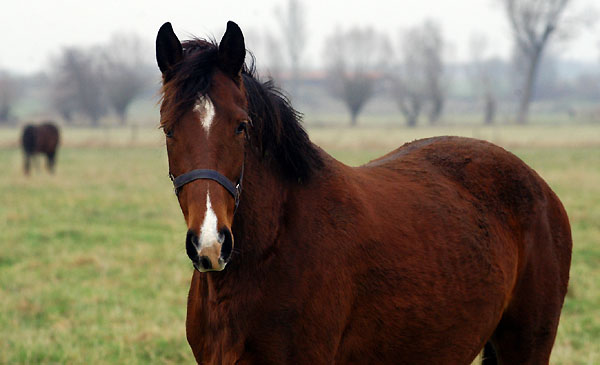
[
  {"xmin": 191, "ymin": 303, "xmax": 326, "ymax": 364},
  {"xmin": 194, "ymin": 321, "xmax": 290, "ymax": 364},
  {"xmin": 191, "ymin": 317, "xmax": 246, "ymax": 364}
]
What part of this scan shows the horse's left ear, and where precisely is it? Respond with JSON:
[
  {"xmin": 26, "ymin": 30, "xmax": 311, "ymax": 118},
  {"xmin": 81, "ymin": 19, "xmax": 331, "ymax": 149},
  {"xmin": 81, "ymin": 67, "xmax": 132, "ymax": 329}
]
[
  {"xmin": 218, "ymin": 21, "xmax": 246, "ymax": 80},
  {"xmin": 156, "ymin": 22, "xmax": 183, "ymax": 74}
]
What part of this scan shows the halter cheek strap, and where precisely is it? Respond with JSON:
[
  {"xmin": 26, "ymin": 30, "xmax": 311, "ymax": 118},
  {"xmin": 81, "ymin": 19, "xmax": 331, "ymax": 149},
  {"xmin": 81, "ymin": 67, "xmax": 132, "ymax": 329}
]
[{"xmin": 169, "ymin": 162, "xmax": 243, "ymax": 211}]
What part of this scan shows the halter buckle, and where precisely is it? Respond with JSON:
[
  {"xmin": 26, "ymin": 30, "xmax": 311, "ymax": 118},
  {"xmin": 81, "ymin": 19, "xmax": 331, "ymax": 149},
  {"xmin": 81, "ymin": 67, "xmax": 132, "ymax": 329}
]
[
  {"xmin": 168, "ymin": 173, "xmax": 179, "ymax": 195},
  {"xmin": 234, "ymin": 183, "xmax": 241, "ymax": 208}
]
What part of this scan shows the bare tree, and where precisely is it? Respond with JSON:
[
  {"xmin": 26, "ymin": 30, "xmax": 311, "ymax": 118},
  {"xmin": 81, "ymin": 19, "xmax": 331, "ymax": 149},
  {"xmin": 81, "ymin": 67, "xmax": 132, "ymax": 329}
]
[
  {"xmin": 469, "ymin": 35, "xmax": 498, "ymax": 124},
  {"xmin": 391, "ymin": 20, "xmax": 445, "ymax": 127},
  {"xmin": 277, "ymin": 0, "xmax": 307, "ymax": 98},
  {"xmin": 501, "ymin": 0, "xmax": 573, "ymax": 124},
  {"xmin": 421, "ymin": 21, "xmax": 445, "ymax": 124},
  {"xmin": 51, "ymin": 47, "xmax": 106, "ymax": 126},
  {"xmin": 324, "ymin": 27, "xmax": 389, "ymax": 126},
  {"xmin": 48, "ymin": 76, "xmax": 77, "ymax": 123},
  {"xmin": 98, "ymin": 34, "xmax": 149, "ymax": 125},
  {"xmin": 392, "ymin": 39, "xmax": 427, "ymax": 127},
  {"xmin": 0, "ymin": 71, "xmax": 19, "ymax": 123}
]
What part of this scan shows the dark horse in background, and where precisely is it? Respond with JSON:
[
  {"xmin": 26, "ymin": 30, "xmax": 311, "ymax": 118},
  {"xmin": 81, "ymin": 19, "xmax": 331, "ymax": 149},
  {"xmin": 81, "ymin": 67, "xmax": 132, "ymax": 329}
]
[
  {"xmin": 156, "ymin": 22, "xmax": 571, "ymax": 364},
  {"xmin": 21, "ymin": 122, "xmax": 60, "ymax": 175}
]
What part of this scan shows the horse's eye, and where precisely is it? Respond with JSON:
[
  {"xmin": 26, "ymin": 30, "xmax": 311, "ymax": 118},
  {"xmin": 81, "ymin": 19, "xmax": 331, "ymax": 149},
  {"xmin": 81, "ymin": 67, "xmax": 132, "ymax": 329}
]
[
  {"xmin": 235, "ymin": 122, "xmax": 247, "ymax": 135},
  {"xmin": 165, "ymin": 129, "xmax": 174, "ymax": 138}
]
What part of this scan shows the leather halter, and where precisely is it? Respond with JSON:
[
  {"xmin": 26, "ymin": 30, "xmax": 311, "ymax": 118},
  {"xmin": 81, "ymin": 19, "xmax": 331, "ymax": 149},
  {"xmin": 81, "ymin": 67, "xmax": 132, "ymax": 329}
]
[{"xmin": 169, "ymin": 161, "xmax": 244, "ymax": 211}]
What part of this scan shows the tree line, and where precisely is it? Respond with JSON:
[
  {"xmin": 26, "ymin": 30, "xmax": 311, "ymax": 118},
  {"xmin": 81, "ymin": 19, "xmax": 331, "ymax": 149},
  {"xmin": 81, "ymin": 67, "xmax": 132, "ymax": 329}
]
[
  {"xmin": 0, "ymin": 34, "xmax": 152, "ymax": 126},
  {"xmin": 0, "ymin": 0, "xmax": 596, "ymax": 127},
  {"xmin": 48, "ymin": 34, "xmax": 152, "ymax": 126},
  {"xmin": 317, "ymin": 0, "xmax": 592, "ymax": 126}
]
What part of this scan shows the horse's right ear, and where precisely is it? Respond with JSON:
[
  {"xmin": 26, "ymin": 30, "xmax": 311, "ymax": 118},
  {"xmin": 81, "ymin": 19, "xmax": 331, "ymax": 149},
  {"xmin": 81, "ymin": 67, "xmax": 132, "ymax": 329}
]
[{"xmin": 156, "ymin": 22, "xmax": 183, "ymax": 74}]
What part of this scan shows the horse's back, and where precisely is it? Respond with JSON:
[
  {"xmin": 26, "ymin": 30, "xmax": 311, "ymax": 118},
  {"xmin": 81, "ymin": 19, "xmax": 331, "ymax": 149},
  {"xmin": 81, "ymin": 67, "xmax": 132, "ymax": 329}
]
[
  {"xmin": 37, "ymin": 122, "xmax": 60, "ymax": 153},
  {"xmin": 365, "ymin": 136, "xmax": 562, "ymax": 229}
]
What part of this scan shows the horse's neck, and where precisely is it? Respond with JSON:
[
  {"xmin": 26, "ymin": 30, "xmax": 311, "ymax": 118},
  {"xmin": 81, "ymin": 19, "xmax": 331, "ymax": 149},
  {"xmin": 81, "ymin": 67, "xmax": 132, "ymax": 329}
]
[{"xmin": 233, "ymin": 152, "xmax": 289, "ymax": 263}]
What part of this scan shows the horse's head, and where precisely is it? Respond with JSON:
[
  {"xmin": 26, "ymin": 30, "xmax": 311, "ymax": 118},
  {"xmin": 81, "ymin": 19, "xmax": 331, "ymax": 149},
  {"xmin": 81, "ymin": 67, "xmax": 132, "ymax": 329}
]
[{"xmin": 156, "ymin": 22, "xmax": 249, "ymax": 272}]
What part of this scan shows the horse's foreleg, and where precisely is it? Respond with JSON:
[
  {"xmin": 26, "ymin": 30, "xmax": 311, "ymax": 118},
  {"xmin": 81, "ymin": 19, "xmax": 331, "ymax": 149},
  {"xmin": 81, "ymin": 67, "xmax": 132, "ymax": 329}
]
[
  {"xmin": 33, "ymin": 155, "xmax": 41, "ymax": 172},
  {"xmin": 47, "ymin": 151, "xmax": 56, "ymax": 174},
  {"xmin": 24, "ymin": 154, "xmax": 31, "ymax": 175}
]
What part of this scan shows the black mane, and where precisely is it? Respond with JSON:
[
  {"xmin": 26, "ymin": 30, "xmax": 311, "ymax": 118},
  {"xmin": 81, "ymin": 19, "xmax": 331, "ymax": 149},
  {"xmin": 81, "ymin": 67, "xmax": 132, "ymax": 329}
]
[
  {"xmin": 161, "ymin": 39, "xmax": 323, "ymax": 182},
  {"xmin": 160, "ymin": 38, "xmax": 218, "ymax": 127},
  {"xmin": 242, "ymin": 69, "xmax": 324, "ymax": 182}
]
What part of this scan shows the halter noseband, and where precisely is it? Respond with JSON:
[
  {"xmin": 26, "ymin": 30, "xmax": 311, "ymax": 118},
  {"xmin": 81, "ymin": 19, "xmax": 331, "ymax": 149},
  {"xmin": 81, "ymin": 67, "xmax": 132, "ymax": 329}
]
[{"xmin": 169, "ymin": 162, "xmax": 243, "ymax": 211}]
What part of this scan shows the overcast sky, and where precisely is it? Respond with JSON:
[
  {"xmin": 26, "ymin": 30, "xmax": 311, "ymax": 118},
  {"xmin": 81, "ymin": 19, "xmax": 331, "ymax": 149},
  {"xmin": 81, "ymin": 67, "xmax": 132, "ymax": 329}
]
[{"xmin": 1, "ymin": 0, "xmax": 598, "ymax": 74}]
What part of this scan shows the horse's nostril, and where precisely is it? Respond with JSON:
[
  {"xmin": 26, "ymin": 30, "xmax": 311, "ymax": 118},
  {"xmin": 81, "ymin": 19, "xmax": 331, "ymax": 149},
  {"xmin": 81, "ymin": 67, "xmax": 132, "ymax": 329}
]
[
  {"xmin": 220, "ymin": 227, "xmax": 233, "ymax": 262},
  {"xmin": 199, "ymin": 256, "xmax": 212, "ymax": 270},
  {"xmin": 186, "ymin": 230, "xmax": 199, "ymax": 262}
]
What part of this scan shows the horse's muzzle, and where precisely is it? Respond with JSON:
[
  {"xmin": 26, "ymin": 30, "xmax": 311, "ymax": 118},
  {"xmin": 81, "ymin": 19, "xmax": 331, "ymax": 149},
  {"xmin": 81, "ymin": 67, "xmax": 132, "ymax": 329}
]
[{"xmin": 186, "ymin": 228, "xmax": 233, "ymax": 272}]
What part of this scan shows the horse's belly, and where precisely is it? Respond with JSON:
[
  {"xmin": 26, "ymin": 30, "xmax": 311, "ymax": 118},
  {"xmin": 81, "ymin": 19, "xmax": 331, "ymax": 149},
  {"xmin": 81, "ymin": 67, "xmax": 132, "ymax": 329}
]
[
  {"xmin": 334, "ymin": 288, "xmax": 502, "ymax": 364},
  {"xmin": 333, "ymin": 228, "xmax": 515, "ymax": 364}
]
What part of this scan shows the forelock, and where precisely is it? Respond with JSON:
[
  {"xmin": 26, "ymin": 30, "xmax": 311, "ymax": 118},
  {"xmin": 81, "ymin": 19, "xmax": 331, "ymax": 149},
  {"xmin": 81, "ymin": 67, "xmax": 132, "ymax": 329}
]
[{"xmin": 159, "ymin": 39, "xmax": 219, "ymax": 130}]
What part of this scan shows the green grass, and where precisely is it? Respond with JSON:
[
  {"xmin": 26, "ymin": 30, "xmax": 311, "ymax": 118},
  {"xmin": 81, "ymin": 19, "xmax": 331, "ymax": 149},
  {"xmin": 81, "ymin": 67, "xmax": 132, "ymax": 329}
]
[
  {"xmin": 0, "ymin": 126, "xmax": 599, "ymax": 363},
  {"xmin": 0, "ymin": 147, "xmax": 191, "ymax": 364}
]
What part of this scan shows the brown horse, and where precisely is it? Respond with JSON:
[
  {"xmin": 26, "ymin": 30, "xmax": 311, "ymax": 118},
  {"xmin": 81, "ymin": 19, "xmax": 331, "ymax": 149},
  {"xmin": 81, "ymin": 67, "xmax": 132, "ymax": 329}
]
[
  {"xmin": 21, "ymin": 122, "xmax": 60, "ymax": 175},
  {"xmin": 156, "ymin": 22, "xmax": 571, "ymax": 364}
]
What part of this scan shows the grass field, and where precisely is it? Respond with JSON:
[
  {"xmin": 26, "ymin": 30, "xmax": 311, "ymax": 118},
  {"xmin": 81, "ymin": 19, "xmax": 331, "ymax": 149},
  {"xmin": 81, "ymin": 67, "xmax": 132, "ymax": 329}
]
[{"xmin": 0, "ymin": 125, "xmax": 599, "ymax": 364}]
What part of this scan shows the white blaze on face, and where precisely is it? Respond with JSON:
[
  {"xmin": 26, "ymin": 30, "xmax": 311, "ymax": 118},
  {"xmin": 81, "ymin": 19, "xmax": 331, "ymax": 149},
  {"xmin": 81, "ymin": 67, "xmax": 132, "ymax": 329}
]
[
  {"xmin": 193, "ymin": 96, "xmax": 216, "ymax": 135},
  {"xmin": 199, "ymin": 191, "xmax": 219, "ymax": 249}
]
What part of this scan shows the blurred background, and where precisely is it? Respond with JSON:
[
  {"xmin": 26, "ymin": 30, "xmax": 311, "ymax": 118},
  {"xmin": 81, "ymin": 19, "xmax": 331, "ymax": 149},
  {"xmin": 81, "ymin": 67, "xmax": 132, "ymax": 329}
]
[{"xmin": 0, "ymin": 0, "xmax": 598, "ymax": 363}]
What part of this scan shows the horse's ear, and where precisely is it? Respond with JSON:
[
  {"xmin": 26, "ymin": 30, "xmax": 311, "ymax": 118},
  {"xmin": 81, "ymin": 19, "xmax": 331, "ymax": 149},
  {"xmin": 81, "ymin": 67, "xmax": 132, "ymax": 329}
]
[
  {"xmin": 218, "ymin": 21, "xmax": 246, "ymax": 79},
  {"xmin": 156, "ymin": 22, "xmax": 183, "ymax": 74}
]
